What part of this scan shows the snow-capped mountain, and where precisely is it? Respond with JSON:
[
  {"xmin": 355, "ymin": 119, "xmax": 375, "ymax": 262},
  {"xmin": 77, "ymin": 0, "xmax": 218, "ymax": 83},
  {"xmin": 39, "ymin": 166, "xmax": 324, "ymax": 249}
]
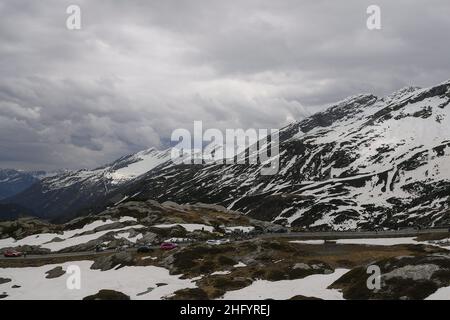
[
  {"xmin": 0, "ymin": 169, "xmax": 51, "ymax": 200},
  {"xmin": 1, "ymin": 148, "xmax": 173, "ymax": 221},
  {"xmin": 116, "ymin": 80, "xmax": 450, "ymax": 230},
  {"xmin": 3, "ymin": 80, "xmax": 450, "ymax": 229}
]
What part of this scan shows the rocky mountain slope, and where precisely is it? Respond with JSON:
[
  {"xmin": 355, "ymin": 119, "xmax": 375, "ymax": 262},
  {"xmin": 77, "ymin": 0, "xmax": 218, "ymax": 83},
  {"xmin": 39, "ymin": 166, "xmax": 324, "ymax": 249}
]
[
  {"xmin": 0, "ymin": 170, "xmax": 61, "ymax": 220},
  {"xmin": 1, "ymin": 148, "xmax": 173, "ymax": 221},
  {"xmin": 0, "ymin": 169, "xmax": 49, "ymax": 200},
  {"xmin": 118, "ymin": 81, "xmax": 450, "ymax": 230},
  {"xmin": 2, "ymin": 81, "xmax": 450, "ymax": 230}
]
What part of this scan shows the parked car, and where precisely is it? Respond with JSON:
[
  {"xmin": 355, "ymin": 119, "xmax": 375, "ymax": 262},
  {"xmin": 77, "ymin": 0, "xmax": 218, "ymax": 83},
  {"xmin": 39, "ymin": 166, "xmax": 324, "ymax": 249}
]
[
  {"xmin": 3, "ymin": 249, "xmax": 22, "ymax": 258},
  {"xmin": 137, "ymin": 245, "xmax": 151, "ymax": 253},
  {"xmin": 160, "ymin": 242, "xmax": 178, "ymax": 250}
]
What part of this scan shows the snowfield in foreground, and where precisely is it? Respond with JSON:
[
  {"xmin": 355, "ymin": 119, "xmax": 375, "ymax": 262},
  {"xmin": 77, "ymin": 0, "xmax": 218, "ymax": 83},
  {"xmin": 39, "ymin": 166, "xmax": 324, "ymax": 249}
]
[
  {"xmin": 1, "ymin": 259, "xmax": 448, "ymax": 300},
  {"xmin": 221, "ymin": 268, "xmax": 349, "ymax": 300},
  {"xmin": 0, "ymin": 261, "xmax": 196, "ymax": 300},
  {"xmin": 425, "ymin": 286, "xmax": 450, "ymax": 300}
]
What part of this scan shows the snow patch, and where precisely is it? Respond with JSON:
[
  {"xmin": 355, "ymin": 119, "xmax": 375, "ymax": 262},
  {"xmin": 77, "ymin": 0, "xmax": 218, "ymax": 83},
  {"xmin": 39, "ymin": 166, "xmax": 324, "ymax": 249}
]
[
  {"xmin": 220, "ymin": 269, "xmax": 349, "ymax": 300},
  {"xmin": 0, "ymin": 261, "xmax": 195, "ymax": 300}
]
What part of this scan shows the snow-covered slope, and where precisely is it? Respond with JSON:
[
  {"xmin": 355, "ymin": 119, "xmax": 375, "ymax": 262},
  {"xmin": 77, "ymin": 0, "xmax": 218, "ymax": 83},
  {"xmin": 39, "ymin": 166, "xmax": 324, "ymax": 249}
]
[
  {"xmin": 118, "ymin": 80, "xmax": 450, "ymax": 230},
  {"xmin": 105, "ymin": 148, "xmax": 172, "ymax": 183},
  {"xmin": 41, "ymin": 148, "xmax": 172, "ymax": 192},
  {"xmin": 0, "ymin": 261, "xmax": 196, "ymax": 300}
]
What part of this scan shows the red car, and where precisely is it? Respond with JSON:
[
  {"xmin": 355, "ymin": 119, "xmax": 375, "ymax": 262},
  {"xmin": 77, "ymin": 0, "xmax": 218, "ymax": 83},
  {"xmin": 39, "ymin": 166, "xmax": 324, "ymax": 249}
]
[
  {"xmin": 160, "ymin": 242, "xmax": 178, "ymax": 250},
  {"xmin": 3, "ymin": 249, "xmax": 22, "ymax": 257}
]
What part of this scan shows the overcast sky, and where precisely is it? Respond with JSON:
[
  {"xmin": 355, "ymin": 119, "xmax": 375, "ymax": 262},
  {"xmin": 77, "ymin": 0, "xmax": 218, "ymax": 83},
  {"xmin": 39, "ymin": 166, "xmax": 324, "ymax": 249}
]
[{"xmin": 1, "ymin": 0, "xmax": 450, "ymax": 170}]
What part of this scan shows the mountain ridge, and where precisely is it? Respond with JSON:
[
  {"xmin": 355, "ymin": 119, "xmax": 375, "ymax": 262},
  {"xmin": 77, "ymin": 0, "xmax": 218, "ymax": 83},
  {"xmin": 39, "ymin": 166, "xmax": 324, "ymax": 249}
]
[{"xmin": 2, "ymin": 80, "xmax": 450, "ymax": 229}]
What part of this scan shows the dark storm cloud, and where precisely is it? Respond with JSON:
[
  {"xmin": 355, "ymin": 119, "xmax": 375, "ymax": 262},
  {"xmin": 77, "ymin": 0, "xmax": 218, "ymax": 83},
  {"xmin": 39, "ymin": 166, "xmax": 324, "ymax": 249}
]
[{"xmin": 1, "ymin": 0, "xmax": 450, "ymax": 170}]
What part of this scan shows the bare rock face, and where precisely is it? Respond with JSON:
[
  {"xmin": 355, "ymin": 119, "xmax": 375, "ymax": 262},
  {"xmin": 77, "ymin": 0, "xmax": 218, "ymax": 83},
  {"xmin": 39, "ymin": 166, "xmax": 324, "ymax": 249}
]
[
  {"xmin": 91, "ymin": 252, "xmax": 134, "ymax": 271},
  {"xmin": 383, "ymin": 264, "xmax": 441, "ymax": 281}
]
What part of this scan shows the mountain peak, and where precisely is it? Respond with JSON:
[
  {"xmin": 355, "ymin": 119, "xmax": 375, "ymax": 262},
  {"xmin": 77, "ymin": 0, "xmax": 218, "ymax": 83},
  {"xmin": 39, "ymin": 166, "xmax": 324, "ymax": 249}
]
[{"xmin": 385, "ymin": 86, "xmax": 421, "ymax": 102}]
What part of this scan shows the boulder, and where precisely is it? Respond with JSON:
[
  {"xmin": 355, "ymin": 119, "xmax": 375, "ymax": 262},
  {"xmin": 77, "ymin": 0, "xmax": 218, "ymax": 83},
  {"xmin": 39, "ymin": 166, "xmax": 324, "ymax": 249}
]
[
  {"xmin": 91, "ymin": 252, "xmax": 134, "ymax": 271},
  {"xmin": 383, "ymin": 264, "xmax": 440, "ymax": 281},
  {"xmin": 83, "ymin": 289, "xmax": 130, "ymax": 300},
  {"xmin": 45, "ymin": 266, "xmax": 66, "ymax": 279}
]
